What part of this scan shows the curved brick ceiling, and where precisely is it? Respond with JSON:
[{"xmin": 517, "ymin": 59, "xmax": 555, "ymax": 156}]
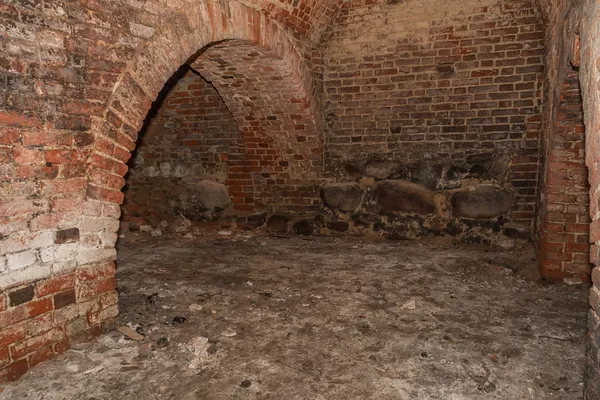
[{"xmin": 236, "ymin": 0, "xmax": 343, "ymax": 42}]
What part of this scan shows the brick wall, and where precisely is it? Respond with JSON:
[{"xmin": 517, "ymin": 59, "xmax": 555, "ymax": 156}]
[
  {"xmin": 323, "ymin": 0, "xmax": 544, "ymax": 228},
  {"xmin": 0, "ymin": 262, "xmax": 117, "ymax": 383},
  {"xmin": 581, "ymin": 0, "xmax": 600, "ymax": 397},
  {"xmin": 122, "ymin": 70, "xmax": 246, "ymax": 225},
  {"xmin": 538, "ymin": 68, "xmax": 590, "ymax": 281}
]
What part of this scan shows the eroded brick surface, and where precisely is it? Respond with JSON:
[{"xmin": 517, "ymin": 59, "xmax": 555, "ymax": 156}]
[
  {"xmin": 581, "ymin": 0, "xmax": 600, "ymax": 396},
  {"xmin": 0, "ymin": 0, "xmax": 598, "ymax": 391},
  {"xmin": 539, "ymin": 68, "xmax": 590, "ymax": 281}
]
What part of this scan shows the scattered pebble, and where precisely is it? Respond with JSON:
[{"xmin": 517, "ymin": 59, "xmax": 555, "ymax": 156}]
[
  {"xmin": 221, "ymin": 329, "xmax": 237, "ymax": 338},
  {"xmin": 240, "ymin": 380, "xmax": 252, "ymax": 388},
  {"xmin": 564, "ymin": 278, "xmax": 583, "ymax": 286},
  {"xmin": 188, "ymin": 303, "xmax": 203, "ymax": 312},
  {"xmin": 151, "ymin": 229, "xmax": 162, "ymax": 237},
  {"xmin": 402, "ymin": 299, "xmax": 417, "ymax": 310},
  {"xmin": 65, "ymin": 364, "xmax": 80, "ymax": 373},
  {"xmin": 83, "ymin": 366, "xmax": 104, "ymax": 375},
  {"xmin": 117, "ymin": 326, "xmax": 144, "ymax": 341}
]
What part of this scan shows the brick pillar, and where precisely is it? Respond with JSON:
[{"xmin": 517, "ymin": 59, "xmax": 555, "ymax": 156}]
[
  {"xmin": 581, "ymin": 0, "xmax": 600, "ymax": 396},
  {"xmin": 539, "ymin": 67, "xmax": 591, "ymax": 281}
]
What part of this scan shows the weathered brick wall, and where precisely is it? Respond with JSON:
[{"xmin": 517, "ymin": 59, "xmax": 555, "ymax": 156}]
[
  {"xmin": 538, "ymin": 68, "xmax": 590, "ymax": 281},
  {"xmin": 534, "ymin": 0, "xmax": 588, "ymax": 282},
  {"xmin": 323, "ymin": 0, "xmax": 544, "ymax": 228},
  {"xmin": 0, "ymin": 0, "xmax": 333, "ymax": 384},
  {"xmin": 581, "ymin": 0, "xmax": 600, "ymax": 396},
  {"xmin": 122, "ymin": 70, "xmax": 245, "ymax": 225}
]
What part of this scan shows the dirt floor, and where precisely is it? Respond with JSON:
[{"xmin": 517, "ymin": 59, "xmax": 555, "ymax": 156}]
[{"xmin": 0, "ymin": 230, "xmax": 591, "ymax": 399}]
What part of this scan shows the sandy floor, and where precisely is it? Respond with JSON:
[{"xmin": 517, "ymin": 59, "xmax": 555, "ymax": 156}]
[{"xmin": 1, "ymin": 232, "xmax": 590, "ymax": 399}]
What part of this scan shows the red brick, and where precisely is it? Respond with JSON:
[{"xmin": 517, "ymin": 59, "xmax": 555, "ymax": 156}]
[
  {"xmin": 36, "ymin": 274, "xmax": 75, "ymax": 297},
  {"xmin": 28, "ymin": 346, "xmax": 55, "ymax": 368},
  {"xmin": 0, "ymin": 358, "xmax": 28, "ymax": 382},
  {"xmin": 25, "ymin": 298, "xmax": 53, "ymax": 319},
  {"xmin": 0, "ymin": 307, "xmax": 28, "ymax": 328},
  {"xmin": 0, "ymin": 347, "xmax": 9, "ymax": 369},
  {"xmin": 0, "ymin": 325, "xmax": 27, "ymax": 350},
  {"xmin": 0, "ymin": 111, "xmax": 42, "ymax": 128},
  {"xmin": 9, "ymin": 328, "xmax": 64, "ymax": 360}
]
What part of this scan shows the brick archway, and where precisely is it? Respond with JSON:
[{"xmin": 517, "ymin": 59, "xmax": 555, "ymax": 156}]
[
  {"xmin": 81, "ymin": 3, "xmax": 325, "ymax": 322},
  {"xmin": 82, "ymin": 5, "xmax": 325, "ymax": 249},
  {"xmin": 0, "ymin": 0, "xmax": 334, "ymax": 383}
]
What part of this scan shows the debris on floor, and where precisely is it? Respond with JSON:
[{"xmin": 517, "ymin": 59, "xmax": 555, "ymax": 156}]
[{"xmin": 1, "ymin": 233, "xmax": 589, "ymax": 399}]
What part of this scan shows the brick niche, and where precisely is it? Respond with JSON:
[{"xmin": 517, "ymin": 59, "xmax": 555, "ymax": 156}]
[{"xmin": 122, "ymin": 69, "xmax": 246, "ymax": 225}]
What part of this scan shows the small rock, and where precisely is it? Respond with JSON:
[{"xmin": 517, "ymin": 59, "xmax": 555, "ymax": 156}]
[
  {"xmin": 267, "ymin": 214, "xmax": 290, "ymax": 233},
  {"xmin": 247, "ymin": 212, "xmax": 267, "ymax": 228},
  {"xmin": 158, "ymin": 220, "xmax": 169, "ymax": 231},
  {"xmin": 218, "ymin": 230, "xmax": 233, "ymax": 236},
  {"xmin": 207, "ymin": 344, "xmax": 218, "ymax": 355},
  {"xmin": 293, "ymin": 219, "xmax": 314, "ymax": 236},
  {"xmin": 139, "ymin": 343, "xmax": 153, "ymax": 357},
  {"xmin": 504, "ymin": 222, "xmax": 531, "ymax": 240},
  {"xmin": 221, "ymin": 329, "xmax": 237, "ymax": 338},
  {"xmin": 188, "ymin": 303, "xmax": 203, "ymax": 312},
  {"xmin": 327, "ymin": 220, "xmax": 349, "ymax": 232},
  {"xmin": 151, "ymin": 229, "xmax": 162, "ymax": 237},
  {"xmin": 496, "ymin": 236, "xmax": 516, "ymax": 250},
  {"xmin": 564, "ymin": 278, "xmax": 583, "ymax": 286},
  {"xmin": 183, "ymin": 233, "xmax": 193, "ymax": 239},
  {"xmin": 83, "ymin": 366, "xmax": 104, "ymax": 375},
  {"xmin": 87, "ymin": 353, "xmax": 103, "ymax": 362},
  {"xmin": 140, "ymin": 225, "xmax": 152, "ymax": 232},
  {"xmin": 482, "ymin": 382, "xmax": 497, "ymax": 393},
  {"xmin": 146, "ymin": 293, "xmax": 159, "ymax": 304},
  {"xmin": 189, "ymin": 336, "xmax": 210, "ymax": 356},
  {"xmin": 402, "ymin": 299, "xmax": 417, "ymax": 310},
  {"xmin": 240, "ymin": 380, "xmax": 252, "ymax": 388},
  {"xmin": 158, "ymin": 386, "xmax": 169, "ymax": 394},
  {"xmin": 117, "ymin": 326, "xmax": 144, "ymax": 341},
  {"xmin": 65, "ymin": 364, "xmax": 80, "ymax": 373},
  {"xmin": 156, "ymin": 338, "xmax": 169, "ymax": 348}
]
